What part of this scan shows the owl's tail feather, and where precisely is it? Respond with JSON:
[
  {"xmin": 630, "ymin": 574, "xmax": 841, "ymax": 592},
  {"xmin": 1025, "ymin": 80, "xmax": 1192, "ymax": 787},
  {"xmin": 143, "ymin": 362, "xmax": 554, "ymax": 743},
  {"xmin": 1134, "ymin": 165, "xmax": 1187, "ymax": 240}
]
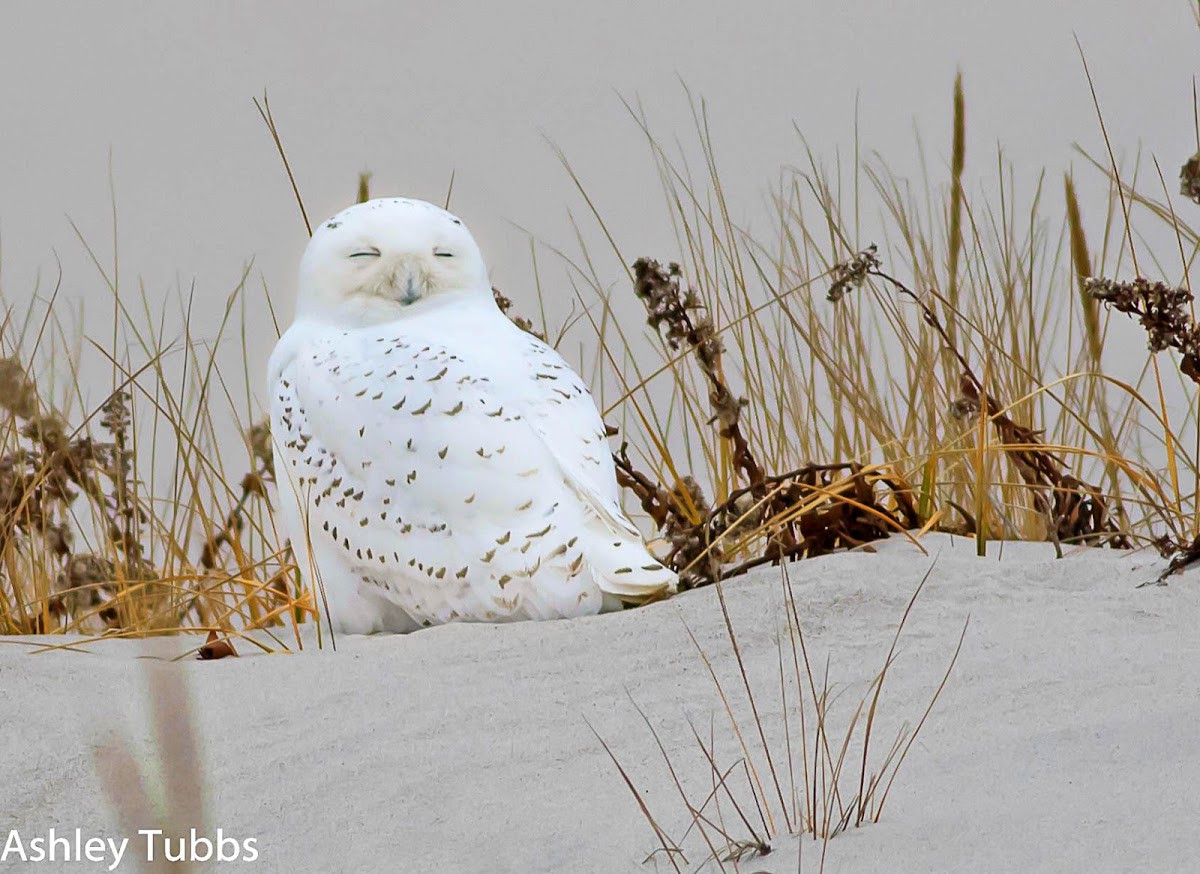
[{"xmin": 583, "ymin": 527, "xmax": 678, "ymax": 606}]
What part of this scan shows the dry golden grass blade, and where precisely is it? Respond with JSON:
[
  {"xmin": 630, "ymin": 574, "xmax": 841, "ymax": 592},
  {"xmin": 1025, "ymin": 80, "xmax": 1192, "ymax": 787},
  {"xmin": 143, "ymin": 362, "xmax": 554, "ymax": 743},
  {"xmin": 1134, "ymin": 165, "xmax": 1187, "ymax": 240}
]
[
  {"xmin": 585, "ymin": 717, "xmax": 686, "ymax": 873},
  {"xmin": 625, "ymin": 693, "xmax": 740, "ymax": 869},
  {"xmin": 854, "ymin": 560, "xmax": 936, "ymax": 826},
  {"xmin": 873, "ymin": 614, "xmax": 970, "ymax": 822},
  {"xmin": 1065, "ymin": 173, "xmax": 1103, "ymax": 364},
  {"xmin": 252, "ymin": 90, "xmax": 311, "ymax": 236},
  {"xmin": 946, "ymin": 71, "xmax": 967, "ymax": 353},
  {"xmin": 681, "ymin": 618, "xmax": 776, "ymax": 833}
]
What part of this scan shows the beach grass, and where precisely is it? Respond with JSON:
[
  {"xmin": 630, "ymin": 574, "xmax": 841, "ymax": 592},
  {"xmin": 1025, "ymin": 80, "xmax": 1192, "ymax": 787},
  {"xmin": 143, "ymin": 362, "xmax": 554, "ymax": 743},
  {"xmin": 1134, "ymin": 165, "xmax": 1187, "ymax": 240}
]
[{"xmin": 0, "ymin": 72, "xmax": 1196, "ymax": 644}]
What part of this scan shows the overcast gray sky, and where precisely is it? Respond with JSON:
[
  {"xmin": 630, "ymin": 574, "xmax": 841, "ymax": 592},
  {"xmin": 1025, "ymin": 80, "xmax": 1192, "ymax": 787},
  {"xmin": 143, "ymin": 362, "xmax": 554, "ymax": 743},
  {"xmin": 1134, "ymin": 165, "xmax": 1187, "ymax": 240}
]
[{"xmin": 0, "ymin": 1, "xmax": 1195, "ymax": 411}]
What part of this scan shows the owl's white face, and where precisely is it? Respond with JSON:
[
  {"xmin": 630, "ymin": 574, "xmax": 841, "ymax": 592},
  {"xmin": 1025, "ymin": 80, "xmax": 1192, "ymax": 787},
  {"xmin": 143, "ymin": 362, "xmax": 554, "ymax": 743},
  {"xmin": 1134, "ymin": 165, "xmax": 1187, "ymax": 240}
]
[{"xmin": 294, "ymin": 198, "xmax": 490, "ymax": 325}]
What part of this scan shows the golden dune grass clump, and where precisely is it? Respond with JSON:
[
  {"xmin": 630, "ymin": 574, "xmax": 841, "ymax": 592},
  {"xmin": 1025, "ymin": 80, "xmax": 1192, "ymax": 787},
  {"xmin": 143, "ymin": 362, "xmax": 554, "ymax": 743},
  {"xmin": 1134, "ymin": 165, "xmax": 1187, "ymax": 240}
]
[
  {"xmin": 0, "ymin": 340, "xmax": 305, "ymax": 646},
  {"xmin": 0, "ymin": 359, "xmax": 149, "ymax": 632}
]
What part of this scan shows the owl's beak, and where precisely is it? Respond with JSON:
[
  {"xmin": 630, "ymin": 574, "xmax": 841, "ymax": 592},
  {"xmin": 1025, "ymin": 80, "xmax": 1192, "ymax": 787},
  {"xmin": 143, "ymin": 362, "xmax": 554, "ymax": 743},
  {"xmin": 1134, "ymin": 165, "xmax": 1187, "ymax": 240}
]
[
  {"xmin": 388, "ymin": 263, "xmax": 425, "ymax": 306},
  {"xmin": 379, "ymin": 252, "xmax": 430, "ymax": 307},
  {"xmin": 400, "ymin": 274, "xmax": 421, "ymax": 306}
]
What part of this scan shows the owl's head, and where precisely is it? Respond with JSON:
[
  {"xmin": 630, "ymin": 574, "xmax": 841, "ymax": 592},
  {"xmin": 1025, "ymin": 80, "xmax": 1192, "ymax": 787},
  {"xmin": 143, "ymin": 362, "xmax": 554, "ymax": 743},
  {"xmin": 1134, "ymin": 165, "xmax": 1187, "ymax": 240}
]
[{"xmin": 294, "ymin": 198, "xmax": 490, "ymax": 324}]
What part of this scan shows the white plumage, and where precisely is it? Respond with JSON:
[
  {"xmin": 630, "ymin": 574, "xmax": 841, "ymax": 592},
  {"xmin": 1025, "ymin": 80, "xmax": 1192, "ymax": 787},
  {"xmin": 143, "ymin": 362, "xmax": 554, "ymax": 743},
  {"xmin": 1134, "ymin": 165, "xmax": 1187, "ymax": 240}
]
[{"xmin": 268, "ymin": 198, "xmax": 675, "ymax": 633}]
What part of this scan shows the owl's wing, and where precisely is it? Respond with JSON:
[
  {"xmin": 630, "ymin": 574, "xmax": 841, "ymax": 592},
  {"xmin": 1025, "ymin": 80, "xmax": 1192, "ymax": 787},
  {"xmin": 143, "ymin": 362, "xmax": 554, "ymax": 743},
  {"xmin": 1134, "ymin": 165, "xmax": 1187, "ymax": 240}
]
[
  {"xmin": 507, "ymin": 327, "xmax": 640, "ymax": 536},
  {"xmin": 505, "ymin": 325, "xmax": 676, "ymax": 601}
]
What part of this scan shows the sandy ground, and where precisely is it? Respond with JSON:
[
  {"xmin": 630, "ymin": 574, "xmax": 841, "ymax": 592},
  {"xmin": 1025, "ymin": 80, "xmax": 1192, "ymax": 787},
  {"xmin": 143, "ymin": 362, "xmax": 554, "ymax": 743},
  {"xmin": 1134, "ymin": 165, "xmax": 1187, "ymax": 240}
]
[{"xmin": 1, "ymin": 533, "xmax": 1196, "ymax": 873}]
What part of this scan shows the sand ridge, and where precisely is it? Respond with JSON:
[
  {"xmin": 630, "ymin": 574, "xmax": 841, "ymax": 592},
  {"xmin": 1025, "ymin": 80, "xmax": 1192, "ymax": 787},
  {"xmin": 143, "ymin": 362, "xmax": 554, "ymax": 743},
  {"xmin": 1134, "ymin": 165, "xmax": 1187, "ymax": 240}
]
[{"xmin": 2, "ymin": 534, "xmax": 1195, "ymax": 872}]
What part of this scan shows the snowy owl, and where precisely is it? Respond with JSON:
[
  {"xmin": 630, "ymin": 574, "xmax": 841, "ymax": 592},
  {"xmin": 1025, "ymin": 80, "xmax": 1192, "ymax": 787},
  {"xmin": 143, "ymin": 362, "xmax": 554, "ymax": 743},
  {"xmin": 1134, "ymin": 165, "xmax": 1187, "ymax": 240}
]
[{"xmin": 268, "ymin": 197, "xmax": 676, "ymax": 633}]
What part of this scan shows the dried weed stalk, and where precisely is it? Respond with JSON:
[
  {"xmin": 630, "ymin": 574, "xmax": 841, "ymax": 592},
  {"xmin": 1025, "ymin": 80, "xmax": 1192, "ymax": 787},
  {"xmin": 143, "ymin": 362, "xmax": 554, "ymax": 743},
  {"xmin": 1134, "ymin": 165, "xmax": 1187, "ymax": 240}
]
[
  {"xmin": 1085, "ymin": 273, "xmax": 1200, "ymax": 575},
  {"xmin": 633, "ymin": 259, "xmax": 763, "ymax": 488},
  {"xmin": 492, "ymin": 286, "xmax": 547, "ymax": 342},
  {"xmin": 1085, "ymin": 276, "xmax": 1200, "ymax": 384},
  {"xmin": 1181, "ymin": 151, "xmax": 1200, "ymax": 206},
  {"xmin": 847, "ymin": 252, "xmax": 1130, "ymax": 551},
  {"xmin": 641, "ymin": 257, "xmax": 919, "ymax": 586},
  {"xmin": 199, "ymin": 420, "xmax": 275, "ymax": 571}
]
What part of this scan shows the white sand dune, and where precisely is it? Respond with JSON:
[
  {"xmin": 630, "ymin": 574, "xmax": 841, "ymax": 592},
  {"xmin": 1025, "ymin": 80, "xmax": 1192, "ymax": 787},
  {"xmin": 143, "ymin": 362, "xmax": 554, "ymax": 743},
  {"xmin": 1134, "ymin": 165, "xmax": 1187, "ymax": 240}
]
[{"xmin": 2, "ymin": 534, "xmax": 1196, "ymax": 873}]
